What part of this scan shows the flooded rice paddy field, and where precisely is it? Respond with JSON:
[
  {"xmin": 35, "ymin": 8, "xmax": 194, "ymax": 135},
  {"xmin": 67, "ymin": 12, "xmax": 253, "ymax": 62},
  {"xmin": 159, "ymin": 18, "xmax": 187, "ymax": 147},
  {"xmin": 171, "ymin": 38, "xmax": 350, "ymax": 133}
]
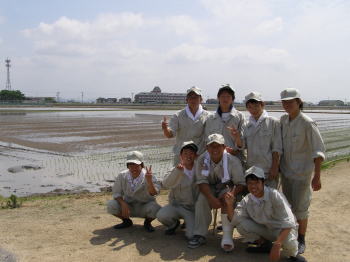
[{"xmin": 0, "ymin": 108, "xmax": 349, "ymax": 196}]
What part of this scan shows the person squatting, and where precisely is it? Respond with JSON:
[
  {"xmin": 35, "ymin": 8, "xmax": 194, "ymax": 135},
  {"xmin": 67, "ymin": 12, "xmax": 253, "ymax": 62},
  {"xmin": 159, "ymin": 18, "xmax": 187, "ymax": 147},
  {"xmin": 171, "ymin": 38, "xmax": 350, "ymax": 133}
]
[{"xmin": 107, "ymin": 86, "xmax": 325, "ymax": 262}]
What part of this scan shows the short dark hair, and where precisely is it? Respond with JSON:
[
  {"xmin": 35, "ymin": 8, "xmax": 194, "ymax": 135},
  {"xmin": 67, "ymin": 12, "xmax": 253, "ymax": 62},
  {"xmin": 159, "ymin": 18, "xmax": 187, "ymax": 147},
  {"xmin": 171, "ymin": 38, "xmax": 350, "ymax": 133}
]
[
  {"xmin": 217, "ymin": 85, "xmax": 235, "ymax": 100},
  {"xmin": 180, "ymin": 144, "xmax": 198, "ymax": 154},
  {"xmin": 245, "ymin": 174, "xmax": 265, "ymax": 183},
  {"xmin": 296, "ymin": 98, "xmax": 304, "ymax": 110}
]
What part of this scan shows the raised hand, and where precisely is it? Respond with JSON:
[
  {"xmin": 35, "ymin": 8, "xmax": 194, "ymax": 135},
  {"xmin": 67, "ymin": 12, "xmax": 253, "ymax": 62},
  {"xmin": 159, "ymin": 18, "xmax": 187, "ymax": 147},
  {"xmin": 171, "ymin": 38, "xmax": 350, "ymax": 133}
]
[
  {"xmin": 145, "ymin": 165, "xmax": 153, "ymax": 180},
  {"xmin": 176, "ymin": 157, "xmax": 184, "ymax": 171},
  {"xmin": 224, "ymin": 185, "xmax": 236, "ymax": 206},
  {"xmin": 161, "ymin": 116, "xmax": 168, "ymax": 130},
  {"xmin": 227, "ymin": 126, "xmax": 239, "ymax": 139}
]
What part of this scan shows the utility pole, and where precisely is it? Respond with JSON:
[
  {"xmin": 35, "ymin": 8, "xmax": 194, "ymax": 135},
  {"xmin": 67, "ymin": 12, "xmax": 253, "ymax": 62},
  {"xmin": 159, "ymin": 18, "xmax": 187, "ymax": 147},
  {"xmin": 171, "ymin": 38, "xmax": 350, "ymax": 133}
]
[
  {"xmin": 81, "ymin": 91, "xmax": 84, "ymax": 103},
  {"xmin": 5, "ymin": 58, "xmax": 11, "ymax": 90},
  {"xmin": 56, "ymin": 92, "xmax": 60, "ymax": 103}
]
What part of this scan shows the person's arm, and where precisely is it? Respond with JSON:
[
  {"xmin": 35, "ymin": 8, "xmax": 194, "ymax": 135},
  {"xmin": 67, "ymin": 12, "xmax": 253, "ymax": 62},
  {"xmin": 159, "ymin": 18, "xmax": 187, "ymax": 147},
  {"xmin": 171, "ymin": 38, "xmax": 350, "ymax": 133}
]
[
  {"xmin": 161, "ymin": 167, "xmax": 183, "ymax": 189},
  {"xmin": 198, "ymin": 183, "xmax": 221, "ymax": 209},
  {"xmin": 268, "ymin": 152, "xmax": 280, "ymax": 180},
  {"xmin": 161, "ymin": 116, "xmax": 174, "ymax": 138},
  {"xmin": 224, "ymin": 186, "xmax": 236, "ymax": 221},
  {"xmin": 269, "ymin": 228, "xmax": 292, "ymax": 262},
  {"xmin": 145, "ymin": 166, "xmax": 158, "ymax": 196},
  {"xmin": 115, "ymin": 196, "xmax": 130, "ymax": 218},
  {"xmin": 312, "ymin": 157, "xmax": 323, "ymax": 191}
]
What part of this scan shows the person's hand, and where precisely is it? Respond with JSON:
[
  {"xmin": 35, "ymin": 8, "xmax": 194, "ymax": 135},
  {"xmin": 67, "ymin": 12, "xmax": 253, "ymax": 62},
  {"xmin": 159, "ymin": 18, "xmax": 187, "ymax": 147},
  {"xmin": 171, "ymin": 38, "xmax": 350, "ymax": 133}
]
[
  {"xmin": 176, "ymin": 158, "xmax": 184, "ymax": 171},
  {"xmin": 145, "ymin": 165, "xmax": 153, "ymax": 182},
  {"xmin": 208, "ymin": 196, "xmax": 222, "ymax": 209},
  {"xmin": 312, "ymin": 176, "xmax": 321, "ymax": 191},
  {"xmin": 227, "ymin": 126, "xmax": 240, "ymax": 140},
  {"xmin": 225, "ymin": 146, "xmax": 238, "ymax": 156},
  {"xmin": 269, "ymin": 242, "xmax": 281, "ymax": 262},
  {"xmin": 268, "ymin": 166, "xmax": 279, "ymax": 180},
  {"xmin": 161, "ymin": 116, "xmax": 168, "ymax": 130},
  {"xmin": 224, "ymin": 185, "xmax": 236, "ymax": 206},
  {"xmin": 120, "ymin": 202, "xmax": 130, "ymax": 218}
]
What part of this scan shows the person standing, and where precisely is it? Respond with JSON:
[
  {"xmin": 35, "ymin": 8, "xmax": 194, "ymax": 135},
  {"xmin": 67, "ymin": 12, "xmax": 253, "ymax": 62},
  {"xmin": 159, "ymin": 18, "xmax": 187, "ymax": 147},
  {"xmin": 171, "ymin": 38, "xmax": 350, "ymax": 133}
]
[
  {"xmin": 231, "ymin": 91, "xmax": 282, "ymax": 188},
  {"xmin": 205, "ymin": 84, "xmax": 246, "ymax": 164},
  {"xmin": 106, "ymin": 151, "xmax": 161, "ymax": 232},
  {"xmin": 162, "ymin": 87, "xmax": 209, "ymax": 164},
  {"xmin": 279, "ymin": 88, "xmax": 325, "ymax": 254}
]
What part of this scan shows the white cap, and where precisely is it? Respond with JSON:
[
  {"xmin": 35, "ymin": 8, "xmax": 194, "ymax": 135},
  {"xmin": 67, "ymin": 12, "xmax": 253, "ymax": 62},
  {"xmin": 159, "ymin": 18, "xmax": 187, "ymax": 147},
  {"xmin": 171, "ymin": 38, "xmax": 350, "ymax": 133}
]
[
  {"xmin": 245, "ymin": 166, "xmax": 265, "ymax": 179},
  {"xmin": 244, "ymin": 91, "xmax": 263, "ymax": 104},
  {"xmin": 280, "ymin": 88, "xmax": 301, "ymax": 101},
  {"xmin": 206, "ymin": 133, "xmax": 225, "ymax": 145},
  {"xmin": 180, "ymin": 141, "xmax": 198, "ymax": 152},
  {"xmin": 126, "ymin": 151, "xmax": 143, "ymax": 165},
  {"xmin": 187, "ymin": 86, "xmax": 202, "ymax": 96}
]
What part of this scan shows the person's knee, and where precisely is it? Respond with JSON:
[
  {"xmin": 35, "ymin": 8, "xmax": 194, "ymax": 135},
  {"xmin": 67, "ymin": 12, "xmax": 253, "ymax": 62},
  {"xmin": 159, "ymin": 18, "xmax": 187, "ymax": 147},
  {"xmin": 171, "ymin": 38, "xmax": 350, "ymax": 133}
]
[
  {"xmin": 156, "ymin": 207, "xmax": 169, "ymax": 222},
  {"xmin": 146, "ymin": 202, "xmax": 161, "ymax": 218},
  {"xmin": 106, "ymin": 200, "xmax": 120, "ymax": 215}
]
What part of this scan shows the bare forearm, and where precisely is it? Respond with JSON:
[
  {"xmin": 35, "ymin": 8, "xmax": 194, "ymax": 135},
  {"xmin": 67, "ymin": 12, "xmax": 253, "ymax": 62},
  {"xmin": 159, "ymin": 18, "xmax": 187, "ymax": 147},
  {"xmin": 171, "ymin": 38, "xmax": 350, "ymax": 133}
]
[
  {"xmin": 146, "ymin": 179, "xmax": 158, "ymax": 196},
  {"xmin": 162, "ymin": 128, "xmax": 173, "ymax": 138},
  {"xmin": 275, "ymin": 228, "xmax": 291, "ymax": 245},
  {"xmin": 313, "ymin": 157, "xmax": 323, "ymax": 178},
  {"xmin": 198, "ymin": 183, "xmax": 214, "ymax": 200}
]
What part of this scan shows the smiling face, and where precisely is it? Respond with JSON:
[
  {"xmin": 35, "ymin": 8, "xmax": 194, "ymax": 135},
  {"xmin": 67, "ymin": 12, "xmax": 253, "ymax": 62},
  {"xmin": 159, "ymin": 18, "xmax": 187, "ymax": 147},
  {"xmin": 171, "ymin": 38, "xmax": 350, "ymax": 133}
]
[
  {"xmin": 206, "ymin": 142, "xmax": 225, "ymax": 163},
  {"xmin": 246, "ymin": 177, "xmax": 264, "ymax": 198},
  {"xmin": 180, "ymin": 148, "xmax": 197, "ymax": 167},
  {"xmin": 127, "ymin": 163, "xmax": 142, "ymax": 178},
  {"xmin": 246, "ymin": 100, "xmax": 264, "ymax": 120}
]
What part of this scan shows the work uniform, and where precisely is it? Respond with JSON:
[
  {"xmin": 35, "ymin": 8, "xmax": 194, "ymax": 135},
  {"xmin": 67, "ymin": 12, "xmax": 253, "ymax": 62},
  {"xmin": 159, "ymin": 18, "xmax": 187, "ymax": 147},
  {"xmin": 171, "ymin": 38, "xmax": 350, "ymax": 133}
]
[
  {"xmin": 234, "ymin": 186, "xmax": 298, "ymax": 257},
  {"xmin": 242, "ymin": 111, "xmax": 282, "ymax": 188},
  {"xmin": 280, "ymin": 112, "xmax": 325, "ymax": 220},
  {"xmin": 157, "ymin": 166, "xmax": 198, "ymax": 238},
  {"xmin": 205, "ymin": 108, "xmax": 246, "ymax": 163},
  {"xmin": 107, "ymin": 169, "xmax": 161, "ymax": 219},
  {"xmin": 169, "ymin": 107, "xmax": 209, "ymax": 164},
  {"xmin": 193, "ymin": 151, "xmax": 245, "ymax": 237}
]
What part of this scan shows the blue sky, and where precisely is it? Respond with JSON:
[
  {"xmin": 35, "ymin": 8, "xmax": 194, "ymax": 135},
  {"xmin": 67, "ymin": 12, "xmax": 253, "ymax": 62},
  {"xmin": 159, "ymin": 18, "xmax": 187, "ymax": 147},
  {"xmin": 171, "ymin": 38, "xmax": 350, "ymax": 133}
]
[{"xmin": 0, "ymin": 0, "xmax": 349, "ymax": 102}]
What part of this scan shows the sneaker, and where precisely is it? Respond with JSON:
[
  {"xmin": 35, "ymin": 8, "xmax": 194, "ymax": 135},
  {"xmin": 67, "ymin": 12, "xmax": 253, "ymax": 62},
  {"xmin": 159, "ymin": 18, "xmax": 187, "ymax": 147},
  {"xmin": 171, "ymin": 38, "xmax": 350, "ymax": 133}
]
[
  {"xmin": 298, "ymin": 240, "xmax": 306, "ymax": 254},
  {"xmin": 288, "ymin": 254, "xmax": 308, "ymax": 262},
  {"xmin": 187, "ymin": 235, "xmax": 206, "ymax": 249},
  {"xmin": 113, "ymin": 218, "xmax": 133, "ymax": 229},
  {"xmin": 246, "ymin": 241, "xmax": 272, "ymax": 253},
  {"xmin": 165, "ymin": 220, "xmax": 180, "ymax": 235},
  {"xmin": 144, "ymin": 219, "xmax": 155, "ymax": 232}
]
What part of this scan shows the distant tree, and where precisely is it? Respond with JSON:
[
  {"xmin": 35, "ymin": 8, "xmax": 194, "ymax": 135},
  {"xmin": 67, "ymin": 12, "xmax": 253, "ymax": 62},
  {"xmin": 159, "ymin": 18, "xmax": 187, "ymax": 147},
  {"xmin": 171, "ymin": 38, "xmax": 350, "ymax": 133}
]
[
  {"xmin": 0, "ymin": 90, "xmax": 25, "ymax": 101},
  {"xmin": 44, "ymin": 97, "xmax": 56, "ymax": 103}
]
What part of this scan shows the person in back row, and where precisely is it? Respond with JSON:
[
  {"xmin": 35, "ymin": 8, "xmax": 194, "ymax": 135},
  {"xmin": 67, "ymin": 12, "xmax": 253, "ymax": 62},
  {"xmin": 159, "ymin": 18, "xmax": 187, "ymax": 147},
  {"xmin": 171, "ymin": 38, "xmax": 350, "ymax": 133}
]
[
  {"xmin": 162, "ymin": 86, "xmax": 209, "ymax": 165},
  {"xmin": 230, "ymin": 91, "xmax": 282, "ymax": 188},
  {"xmin": 279, "ymin": 88, "xmax": 325, "ymax": 254},
  {"xmin": 205, "ymin": 84, "xmax": 247, "ymax": 165},
  {"xmin": 224, "ymin": 166, "xmax": 307, "ymax": 262},
  {"xmin": 107, "ymin": 151, "xmax": 161, "ymax": 232},
  {"xmin": 188, "ymin": 133, "xmax": 246, "ymax": 252},
  {"xmin": 157, "ymin": 141, "xmax": 199, "ymax": 239}
]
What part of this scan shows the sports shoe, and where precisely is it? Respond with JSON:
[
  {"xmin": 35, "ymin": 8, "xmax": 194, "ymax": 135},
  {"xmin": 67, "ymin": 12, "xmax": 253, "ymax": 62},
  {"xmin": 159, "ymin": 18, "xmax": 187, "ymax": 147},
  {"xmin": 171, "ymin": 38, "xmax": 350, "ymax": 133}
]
[
  {"xmin": 144, "ymin": 218, "xmax": 155, "ymax": 232},
  {"xmin": 288, "ymin": 254, "xmax": 308, "ymax": 262},
  {"xmin": 298, "ymin": 240, "xmax": 306, "ymax": 254},
  {"xmin": 187, "ymin": 235, "xmax": 206, "ymax": 249},
  {"xmin": 113, "ymin": 218, "xmax": 133, "ymax": 229},
  {"xmin": 246, "ymin": 241, "xmax": 272, "ymax": 253},
  {"xmin": 165, "ymin": 220, "xmax": 180, "ymax": 235}
]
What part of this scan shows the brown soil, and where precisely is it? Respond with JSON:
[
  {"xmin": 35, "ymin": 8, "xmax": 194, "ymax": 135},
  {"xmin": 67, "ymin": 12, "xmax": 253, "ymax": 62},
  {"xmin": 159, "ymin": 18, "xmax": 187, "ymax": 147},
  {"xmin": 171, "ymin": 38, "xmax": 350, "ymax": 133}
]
[{"xmin": 0, "ymin": 161, "xmax": 349, "ymax": 262}]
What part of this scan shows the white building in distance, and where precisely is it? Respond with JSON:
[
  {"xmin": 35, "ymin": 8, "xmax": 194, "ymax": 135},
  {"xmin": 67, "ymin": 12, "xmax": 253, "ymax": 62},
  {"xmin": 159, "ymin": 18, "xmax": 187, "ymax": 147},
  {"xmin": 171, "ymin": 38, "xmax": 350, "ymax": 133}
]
[{"xmin": 134, "ymin": 86, "xmax": 186, "ymax": 104}]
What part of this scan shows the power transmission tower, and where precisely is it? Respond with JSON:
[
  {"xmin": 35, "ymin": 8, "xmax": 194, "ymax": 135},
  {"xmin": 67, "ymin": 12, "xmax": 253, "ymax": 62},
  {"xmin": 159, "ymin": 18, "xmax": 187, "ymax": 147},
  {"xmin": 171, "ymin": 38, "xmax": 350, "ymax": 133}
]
[{"xmin": 5, "ymin": 58, "xmax": 11, "ymax": 90}]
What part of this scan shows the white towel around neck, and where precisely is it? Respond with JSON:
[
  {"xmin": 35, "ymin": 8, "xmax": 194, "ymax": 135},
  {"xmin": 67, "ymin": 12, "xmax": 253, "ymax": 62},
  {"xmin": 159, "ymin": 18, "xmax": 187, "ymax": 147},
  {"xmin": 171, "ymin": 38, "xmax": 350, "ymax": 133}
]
[
  {"xmin": 202, "ymin": 150, "xmax": 230, "ymax": 183},
  {"xmin": 185, "ymin": 104, "xmax": 203, "ymax": 121}
]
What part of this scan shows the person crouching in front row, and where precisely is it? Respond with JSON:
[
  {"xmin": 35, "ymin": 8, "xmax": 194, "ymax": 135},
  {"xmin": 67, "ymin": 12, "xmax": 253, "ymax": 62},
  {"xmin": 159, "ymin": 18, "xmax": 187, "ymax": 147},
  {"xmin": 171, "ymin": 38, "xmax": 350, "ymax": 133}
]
[
  {"xmin": 188, "ymin": 133, "xmax": 246, "ymax": 252},
  {"xmin": 107, "ymin": 151, "xmax": 161, "ymax": 232},
  {"xmin": 157, "ymin": 141, "xmax": 199, "ymax": 239},
  {"xmin": 224, "ymin": 166, "xmax": 307, "ymax": 262}
]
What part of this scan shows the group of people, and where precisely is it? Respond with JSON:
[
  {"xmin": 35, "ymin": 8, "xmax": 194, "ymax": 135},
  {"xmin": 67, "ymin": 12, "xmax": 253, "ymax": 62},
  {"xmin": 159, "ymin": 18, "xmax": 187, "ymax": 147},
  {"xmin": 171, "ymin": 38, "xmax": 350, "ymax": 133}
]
[{"xmin": 107, "ymin": 85, "xmax": 325, "ymax": 262}]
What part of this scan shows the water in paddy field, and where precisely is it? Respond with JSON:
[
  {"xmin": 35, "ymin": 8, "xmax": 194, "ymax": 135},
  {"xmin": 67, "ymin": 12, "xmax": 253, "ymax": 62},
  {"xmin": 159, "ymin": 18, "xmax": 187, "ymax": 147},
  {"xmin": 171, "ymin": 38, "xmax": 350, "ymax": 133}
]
[{"xmin": 0, "ymin": 108, "xmax": 349, "ymax": 196}]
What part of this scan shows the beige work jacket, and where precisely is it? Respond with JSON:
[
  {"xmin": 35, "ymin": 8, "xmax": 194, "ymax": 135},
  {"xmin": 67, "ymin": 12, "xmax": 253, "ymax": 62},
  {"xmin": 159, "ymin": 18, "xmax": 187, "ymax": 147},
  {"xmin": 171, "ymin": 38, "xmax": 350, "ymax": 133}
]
[
  {"xmin": 112, "ymin": 170, "xmax": 161, "ymax": 203},
  {"xmin": 244, "ymin": 116, "xmax": 282, "ymax": 174},
  {"xmin": 234, "ymin": 186, "xmax": 297, "ymax": 230},
  {"xmin": 161, "ymin": 167, "xmax": 198, "ymax": 210},
  {"xmin": 280, "ymin": 112, "xmax": 326, "ymax": 180},
  {"xmin": 169, "ymin": 108, "xmax": 209, "ymax": 155}
]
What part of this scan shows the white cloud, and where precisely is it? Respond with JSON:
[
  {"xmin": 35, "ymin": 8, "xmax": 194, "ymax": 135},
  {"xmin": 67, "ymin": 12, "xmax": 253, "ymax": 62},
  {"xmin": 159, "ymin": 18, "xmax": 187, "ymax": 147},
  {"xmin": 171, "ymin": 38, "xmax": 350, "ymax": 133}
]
[{"xmin": 255, "ymin": 17, "xmax": 283, "ymax": 36}]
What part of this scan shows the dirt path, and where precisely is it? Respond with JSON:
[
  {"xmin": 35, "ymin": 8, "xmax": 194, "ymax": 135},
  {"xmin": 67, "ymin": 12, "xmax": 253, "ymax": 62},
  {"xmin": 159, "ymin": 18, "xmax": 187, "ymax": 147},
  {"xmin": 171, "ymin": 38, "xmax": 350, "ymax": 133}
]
[{"xmin": 0, "ymin": 161, "xmax": 349, "ymax": 262}]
